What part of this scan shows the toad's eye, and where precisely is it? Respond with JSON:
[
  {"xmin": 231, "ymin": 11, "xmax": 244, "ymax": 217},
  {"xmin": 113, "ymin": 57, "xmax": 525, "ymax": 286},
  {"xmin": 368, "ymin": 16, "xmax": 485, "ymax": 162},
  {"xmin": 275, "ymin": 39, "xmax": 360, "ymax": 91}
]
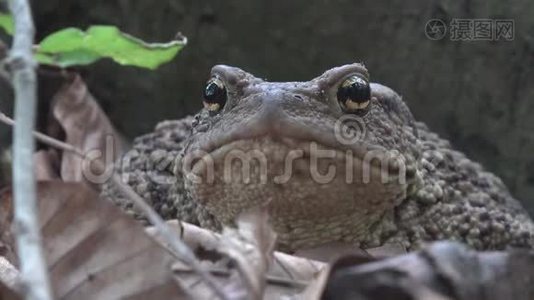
[
  {"xmin": 337, "ymin": 75, "xmax": 371, "ymax": 113},
  {"xmin": 203, "ymin": 78, "xmax": 227, "ymax": 112}
]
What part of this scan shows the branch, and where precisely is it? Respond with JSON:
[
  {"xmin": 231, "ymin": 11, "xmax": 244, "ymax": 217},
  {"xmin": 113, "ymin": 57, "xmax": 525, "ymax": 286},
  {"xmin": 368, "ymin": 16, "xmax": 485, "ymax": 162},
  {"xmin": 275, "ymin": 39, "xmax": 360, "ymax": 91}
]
[
  {"xmin": 0, "ymin": 112, "xmax": 229, "ymax": 300},
  {"xmin": 6, "ymin": 0, "xmax": 53, "ymax": 299}
]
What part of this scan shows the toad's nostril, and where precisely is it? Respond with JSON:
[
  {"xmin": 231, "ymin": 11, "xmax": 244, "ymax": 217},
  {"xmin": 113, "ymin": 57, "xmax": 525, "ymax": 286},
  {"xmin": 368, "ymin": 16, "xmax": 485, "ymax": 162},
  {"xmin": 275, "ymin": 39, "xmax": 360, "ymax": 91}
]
[{"xmin": 294, "ymin": 94, "xmax": 303, "ymax": 100}]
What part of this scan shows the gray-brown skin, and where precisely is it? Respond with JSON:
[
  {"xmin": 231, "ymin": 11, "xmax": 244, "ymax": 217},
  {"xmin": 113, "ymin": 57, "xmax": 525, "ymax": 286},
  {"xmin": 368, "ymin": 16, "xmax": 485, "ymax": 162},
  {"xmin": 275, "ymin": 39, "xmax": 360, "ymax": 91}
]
[{"xmin": 107, "ymin": 63, "xmax": 534, "ymax": 252}]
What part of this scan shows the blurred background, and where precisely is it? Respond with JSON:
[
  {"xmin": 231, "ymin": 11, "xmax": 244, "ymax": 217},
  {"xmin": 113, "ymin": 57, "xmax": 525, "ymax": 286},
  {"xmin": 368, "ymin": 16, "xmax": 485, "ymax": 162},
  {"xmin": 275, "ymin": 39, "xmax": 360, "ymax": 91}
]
[{"xmin": 1, "ymin": 0, "xmax": 533, "ymax": 212}]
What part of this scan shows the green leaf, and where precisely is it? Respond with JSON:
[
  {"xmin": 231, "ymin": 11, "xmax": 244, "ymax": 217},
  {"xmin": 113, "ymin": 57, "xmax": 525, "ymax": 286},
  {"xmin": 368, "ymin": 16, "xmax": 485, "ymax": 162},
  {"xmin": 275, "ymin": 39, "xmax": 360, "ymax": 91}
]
[
  {"xmin": 0, "ymin": 12, "xmax": 13, "ymax": 35},
  {"xmin": 35, "ymin": 25, "xmax": 186, "ymax": 69}
]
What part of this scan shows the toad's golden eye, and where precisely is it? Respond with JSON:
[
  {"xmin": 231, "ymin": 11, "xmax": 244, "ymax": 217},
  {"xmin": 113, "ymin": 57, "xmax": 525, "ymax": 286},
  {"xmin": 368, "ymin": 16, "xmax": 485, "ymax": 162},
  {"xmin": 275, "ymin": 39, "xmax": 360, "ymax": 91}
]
[
  {"xmin": 337, "ymin": 75, "xmax": 371, "ymax": 113},
  {"xmin": 203, "ymin": 77, "xmax": 227, "ymax": 112}
]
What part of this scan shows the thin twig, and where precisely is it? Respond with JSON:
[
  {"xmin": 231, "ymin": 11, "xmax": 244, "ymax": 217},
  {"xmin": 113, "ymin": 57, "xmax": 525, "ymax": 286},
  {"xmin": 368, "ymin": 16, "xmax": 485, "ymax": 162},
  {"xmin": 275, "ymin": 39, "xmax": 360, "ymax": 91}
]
[
  {"xmin": 6, "ymin": 0, "xmax": 53, "ymax": 299},
  {"xmin": 0, "ymin": 113, "xmax": 82, "ymax": 156},
  {"xmin": 0, "ymin": 112, "xmax": 229, "ymax": 300}
]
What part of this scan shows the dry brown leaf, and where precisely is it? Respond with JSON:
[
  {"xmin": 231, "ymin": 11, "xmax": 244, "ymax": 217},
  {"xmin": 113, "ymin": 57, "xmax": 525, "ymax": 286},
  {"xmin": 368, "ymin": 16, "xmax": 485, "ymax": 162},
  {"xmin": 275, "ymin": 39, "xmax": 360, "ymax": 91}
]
[
  {"xmin": 293, "ymin": 239, "xmax": 406, "ymax": 263},
  {"xmin": 366, "ymin": 242, "xmax": 407, "ymax": 258},
  {"xmin": 294, "ymin": 242, "xmax": 372, "ymax": 263},
  {"xmin": 297, "ymin": 262, "xmax": 331, "ymax": 300},
  {"xmin": 0, "ymin": 280, "xmax": 21, "ymax": 300},
  {"xmin": 2, "ymin": 182, "xmax": 189, "ymax": 299},
  {"xmin": 217, "ymin": 207, "xmax": 276, "ymax": 300},
  {"xmin": 33, "ymin": 150, "xmax": 60, "ymax": 181},
  {"xmin": 298, "ymin": 253, "xmax": 378, "ymax": 300},
  {"xmin": 49, "ymin": 75, "xmax": 126, "ymax": 189},
  {"xmin": 148, "ymin": 219, "xmax": 326, "ymax": 299},
  {"xmin": 38, "ymin": 182, "xmax": 189, "ymax": 299},
  {"xmin": 0, "ymin": 188, "xmax": 15, "ymax": 264}
]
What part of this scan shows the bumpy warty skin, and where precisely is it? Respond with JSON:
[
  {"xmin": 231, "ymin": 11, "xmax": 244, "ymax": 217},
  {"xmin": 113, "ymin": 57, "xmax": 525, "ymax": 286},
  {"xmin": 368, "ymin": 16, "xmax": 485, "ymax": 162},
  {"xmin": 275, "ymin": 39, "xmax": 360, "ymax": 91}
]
[{"xmin": 105, "ymin": 63, "xmax": 534, "ymax": 252}]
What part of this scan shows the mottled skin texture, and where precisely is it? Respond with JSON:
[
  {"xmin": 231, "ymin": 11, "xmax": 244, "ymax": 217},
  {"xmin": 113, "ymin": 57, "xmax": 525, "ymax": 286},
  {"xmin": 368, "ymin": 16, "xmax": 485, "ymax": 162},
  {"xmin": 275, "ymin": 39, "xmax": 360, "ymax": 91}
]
[{"xmin": 107, "ymin": 64, "xmax": 534, "ymax": 252}]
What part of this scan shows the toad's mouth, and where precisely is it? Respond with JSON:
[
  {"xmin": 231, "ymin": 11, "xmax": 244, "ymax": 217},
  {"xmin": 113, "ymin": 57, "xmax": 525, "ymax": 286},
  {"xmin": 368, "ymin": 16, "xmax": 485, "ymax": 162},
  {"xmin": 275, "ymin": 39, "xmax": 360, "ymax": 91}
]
[
  {"xmin": 185, "ymin": 134, "xmax": 415, "ymax": 186},
  {"xmin": 182, "ymin": 116, "xmax": 418, "ymax": 185}
]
